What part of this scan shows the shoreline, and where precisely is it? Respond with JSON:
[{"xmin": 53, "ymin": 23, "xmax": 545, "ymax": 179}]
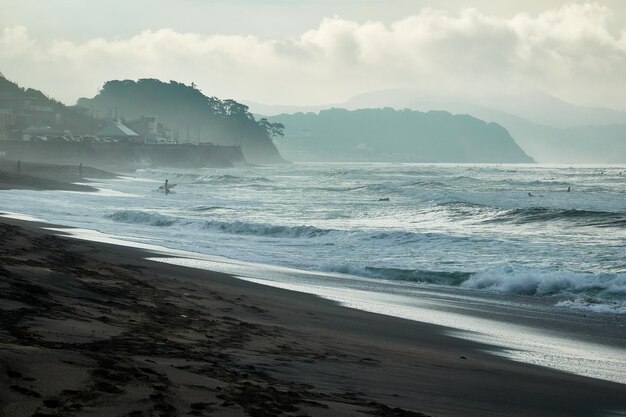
[
  {"xmin": 2, "ymin": 216, "xmax": 626, "ymax": 416},
  {"xmin": 0, "ymin": 158, "xmax": 120, "ymax": 192},
  {"xmin": 32, "ymin": 216, "xmax": 626, "ymax": 356},
  {"xmin": 152, "ymin": 255, "xmax": 626, "ymax": 384}
]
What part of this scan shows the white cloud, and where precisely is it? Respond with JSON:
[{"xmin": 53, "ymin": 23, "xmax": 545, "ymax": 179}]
[{"xmin": 1, "ymin": 3, "xmax": 625, "ymax": 108}]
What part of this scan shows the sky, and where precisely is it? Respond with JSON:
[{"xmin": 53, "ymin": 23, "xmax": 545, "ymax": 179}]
[{"xmin": 1, "ymin": 0, "xmax": 626, "ymax": 109}]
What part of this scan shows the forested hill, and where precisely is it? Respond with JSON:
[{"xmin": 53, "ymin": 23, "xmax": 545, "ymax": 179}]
[
  {"xmin": 267, "ymin": 108, "xmax": 534, "ymax": 163},
  {"xmin": 77, "ymin": 79, "xmax": 285, "ymax": 164},
  {"xmin": 0, "ymin": 75, "xmax": 99, "ymax": 136}
]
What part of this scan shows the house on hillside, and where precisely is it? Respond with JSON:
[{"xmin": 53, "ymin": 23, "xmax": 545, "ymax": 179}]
[
  {"xmin": 0, "ymin": 108, "xmax": 16, "ymax": 140},
  {"xmin": 0, "ymin": 96, "xmax": 60, "ymax": 127}
]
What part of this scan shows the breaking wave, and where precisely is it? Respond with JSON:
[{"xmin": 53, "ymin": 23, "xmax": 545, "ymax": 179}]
[
  {"xmin": 105, "ymin": 210, "xmax": 332, "ymax": 238},
  {"xmin": 105, "ymin": 210, "xmax": 177, "ymax": 227},
  {"xmin": 103, "ymin": 206, "xmax": 626, "ymax": 314},
  {"xmin": 104, "ymin": 210, "xmax": 451, "ymax": 242},
  {"xmin": 188, "ymin": 205, "xmax": 233, "ymax": 212},
  {"xmin": 324, "ymin": 265, "xmax": 471, "ymax": 286},
  {"xmin": 434, "ymin": 202, "xmax": 626, "ymax": 228},
  {"xmin": 461, "ymin": 265, "xmax": 626, "ymax": 296},
  {"xmin": 459, "ymin": 265, "xmax": 626, "ymax": 314},
  {"xmin": 486, "ymin": 207, "xmax": 626, "ymax": 227},
  {"xmin": 321, "ymin": 262, "xmax": 626, "ymax": 314},
  {"xmin": 202, "ymin": 220, "xmax": 331, "ymax": 238},
  {"xmin": 192, "ymin": 174, "xmax": 273, "ymax": 185}
]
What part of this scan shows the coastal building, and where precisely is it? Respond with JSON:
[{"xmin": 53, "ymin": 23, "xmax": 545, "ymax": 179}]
[
  {"xmin": 125, "ymin": 115, "xmax": 175, "ymax": 144},
  {"xmin": 0, "ymin": 108, "xmax": 16, "ymax": 140},
  {"xmin": 21, "ymin": 125, "xmax": 66, "ymax": 141},
  {"xmin": 95, "ymin": 120, "xmax": 140, "ymax": 142},
  {"xmin": 0, "ymin": 96, "xmax": 60, "ymax": 127}
]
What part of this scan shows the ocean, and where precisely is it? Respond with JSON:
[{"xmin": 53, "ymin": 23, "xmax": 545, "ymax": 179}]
[{"xmin": 3, "ymin": 162, "xmax": 626, "ymax": 382}]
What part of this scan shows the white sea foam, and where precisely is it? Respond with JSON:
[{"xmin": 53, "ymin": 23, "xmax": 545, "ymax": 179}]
[
  {"xmin": 461, "ymin": 264, "xmax": 626, "ymax": 296},
  {"xmin": 556, "ymin": 298, "xmax": 626, "ymax": 315},
  {"xmin": 2, "ymin": 163, "xmax": 625, "ymax": 318}
]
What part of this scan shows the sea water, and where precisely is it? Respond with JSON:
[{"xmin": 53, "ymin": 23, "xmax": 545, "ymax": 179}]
[
  {"xmin": 4, "ymin": 163, "xmax": 624, "ymax": 313},
  {"xmin": 2, "ymin": 163, "xmax": 625, "ymax": 382}
]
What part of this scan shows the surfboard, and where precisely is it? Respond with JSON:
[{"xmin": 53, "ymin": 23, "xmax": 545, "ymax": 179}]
[{"xmin": 158, "ymin": 183, "xmax": 177, "ymax": 190}]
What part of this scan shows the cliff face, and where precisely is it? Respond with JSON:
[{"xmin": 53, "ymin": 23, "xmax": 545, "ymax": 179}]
[
  {"xmin": 268, "ymin": 108, "xmax": 534, "ymax": 163},
  {"xmin": 77, "ymin": 79, "xmax": 285, "ymax": 165}
]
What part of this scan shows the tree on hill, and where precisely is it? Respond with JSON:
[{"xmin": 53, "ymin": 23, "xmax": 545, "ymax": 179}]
[
  {"xmin": 259, "ymin": 118, "xmax": 285, "ymax": 141},
  {"xmin": 78, "ymin": 79, "xmax": 285, "ymax": 164}
]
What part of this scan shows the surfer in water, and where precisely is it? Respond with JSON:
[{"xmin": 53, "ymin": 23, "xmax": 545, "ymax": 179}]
[{"xmin": 164, "ymin": 179, "xmax": 170, "ymax": 195}]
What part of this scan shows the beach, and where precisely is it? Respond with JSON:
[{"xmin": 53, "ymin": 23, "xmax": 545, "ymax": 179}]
[
  {"xmin": 1, "ymin": 215, "xmax": 626, "ymax": 417},
  {"xmin": 3, "ymin": 2, "xmax": 625, "ymax": 414},
  {"xmin": 1, "ymin": 162, "xmax": 626, "ymax": 416},
  {"xmin": 0, "ymin": 159, "xmax": 118, "ymax": 192}
]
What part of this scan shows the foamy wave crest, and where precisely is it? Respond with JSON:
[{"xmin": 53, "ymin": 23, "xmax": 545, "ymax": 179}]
[
  {"xmin": 105, "ymin": 210, "xmax": 178, "ymax": 227},
  {"xmin": 459, "ymin": 265, "xmax": 626, "ymax": 314},
  {"xmin": 188, "ymin": 205, "xmax": 232, "ymax": 212},
  {"xmin": 486, "ymin": 207, "xmax": 626, "ymax": 228},
  {"xmin": 319, "ymin": 262, "xmax": 626, "ymax": 313},
  {"xmin": 403, "ymin": 180, "xmax": 453, "ymax": 189},
  {"xmin": 461, "ymin": 265, "xmax": 626, "ymax": 297},
  {"xmin": 136, "ymin": 169, "xmax": 203, "ymax": 181},
  {"xmin": 555, "ymin": 298, "xmax": 626, "ymax": 315},
  {"xmin": 106, "ymin": 210, "xmax": 331, "ymax": 237},
  {"xmin": 193, "ymin": 175, "xmax": 272, "ymax": 185},
  {"xmin": 202, "ymin": 220, "xmax": 331, "ymax": 238}
]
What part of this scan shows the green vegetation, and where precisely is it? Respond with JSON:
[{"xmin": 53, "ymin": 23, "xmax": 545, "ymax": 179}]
[
  {"xmin": 0, "ymin": 75, "xmax": 99, "ymax": 136},
  {"xmin": 78, "ymin": 79, "xmax": 285, "ymax": 164},
  {"xmin": 267, "ymin": 108, "xmax": 534, "ymax": 163}
]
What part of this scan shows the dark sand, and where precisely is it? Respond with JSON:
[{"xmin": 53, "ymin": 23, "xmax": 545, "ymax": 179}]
[
  {"xmin": 1, "ymin": 217, "xmax": 626, "ymax": 417},
  {"xmin": 0, "ymin": 159, "xmax": 119, "ymax": 191}
]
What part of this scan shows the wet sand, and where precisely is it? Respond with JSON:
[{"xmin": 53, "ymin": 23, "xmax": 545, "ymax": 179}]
[
  {"xmin": 1, "ymin": 216, "xmax": 626, "ymax": 417},
  {"xmin": 0, "ymin": 159, "xmax": 119, "ymax": 191}
]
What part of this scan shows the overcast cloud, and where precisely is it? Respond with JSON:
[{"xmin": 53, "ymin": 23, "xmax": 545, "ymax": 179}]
[{"xmin": 1, "ymin": 3, "xmax": 625, "ymax": 109}]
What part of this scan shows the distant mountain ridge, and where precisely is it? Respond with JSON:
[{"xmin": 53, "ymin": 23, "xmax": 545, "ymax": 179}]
[
  {"xmin": 432, "ymin": 105, "xmax": 626, "ymax": 164},
  {"xmin": 247, "ymin": 89, "xmax": 626, "ymax": 163},
  {"xmin": 345, "ymin": 89, "xmax": 626, "ymax": 129},
  {"xmin": 78, "ymin": 79, "xmax": 285, "ymax": 164},
  {"xmin": 267, "ymin": 108, "xmax": 533, "ymax": 163}
]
